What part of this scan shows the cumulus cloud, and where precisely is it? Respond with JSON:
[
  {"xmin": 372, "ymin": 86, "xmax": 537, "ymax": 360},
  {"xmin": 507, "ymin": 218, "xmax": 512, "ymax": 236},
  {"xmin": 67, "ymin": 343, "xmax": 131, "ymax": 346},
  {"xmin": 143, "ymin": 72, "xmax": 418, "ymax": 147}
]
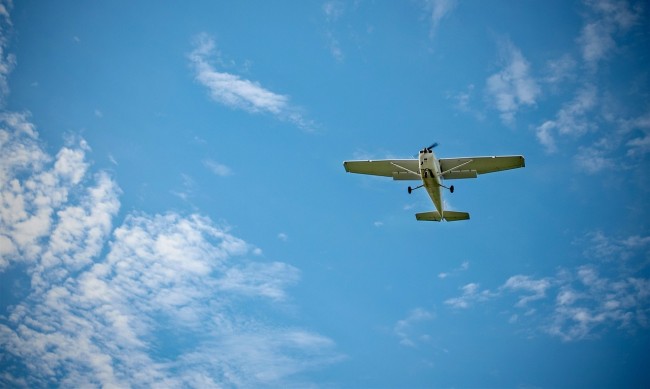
[
  {"xmin": 0, "ymin": 115, "xmax": 341, "ymax": 387},
  {"xmin": 189, "ymin": 33, "xmax": 314, "ymax": 131},
  {"xmin": 485, "ymin": 41, "xmax": 540, "ymax": 125}
]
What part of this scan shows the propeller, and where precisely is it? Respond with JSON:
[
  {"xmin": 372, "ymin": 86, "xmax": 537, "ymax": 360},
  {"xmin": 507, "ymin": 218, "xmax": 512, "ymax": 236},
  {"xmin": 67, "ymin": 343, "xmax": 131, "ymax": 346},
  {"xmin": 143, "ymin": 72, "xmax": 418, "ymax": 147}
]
[
  {"xmin": 426, "ymin": 142, "xmax": 439, "ymax": 152},
  {"xmin": 415, "ymin": 142, "xmax": 440, "ymax": 157}
]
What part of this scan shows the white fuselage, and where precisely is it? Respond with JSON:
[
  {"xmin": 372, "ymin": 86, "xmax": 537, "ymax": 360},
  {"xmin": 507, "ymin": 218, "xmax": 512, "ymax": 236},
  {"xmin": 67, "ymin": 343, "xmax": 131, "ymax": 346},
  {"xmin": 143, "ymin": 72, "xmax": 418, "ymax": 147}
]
[{"xmin": 419, "ymin": 149, "xmax": 443, "ymax": 217}]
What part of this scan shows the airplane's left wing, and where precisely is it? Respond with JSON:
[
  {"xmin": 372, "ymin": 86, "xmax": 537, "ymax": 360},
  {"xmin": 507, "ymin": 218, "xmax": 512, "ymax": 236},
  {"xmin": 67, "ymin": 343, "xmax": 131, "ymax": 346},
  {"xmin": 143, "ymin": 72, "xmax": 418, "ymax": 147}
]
[
  {"xmin": 439, "ymin": 155, "xmax": 525, "ymax": 179},
  {"xmin": 343, "ymin": 159, "xmax": 420, "ymax": 180}
]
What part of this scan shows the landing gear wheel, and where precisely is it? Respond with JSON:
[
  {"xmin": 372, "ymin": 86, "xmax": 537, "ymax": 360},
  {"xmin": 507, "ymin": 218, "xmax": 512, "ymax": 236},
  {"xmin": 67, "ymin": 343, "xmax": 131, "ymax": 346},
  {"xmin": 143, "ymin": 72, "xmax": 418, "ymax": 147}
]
[
  {"xmin": 450, "ymin": 185, "xmax": 455, "ymax": 193},
  {"xmin": 408, "ymin": 186, "xmax": 412, "ymax": 194}
]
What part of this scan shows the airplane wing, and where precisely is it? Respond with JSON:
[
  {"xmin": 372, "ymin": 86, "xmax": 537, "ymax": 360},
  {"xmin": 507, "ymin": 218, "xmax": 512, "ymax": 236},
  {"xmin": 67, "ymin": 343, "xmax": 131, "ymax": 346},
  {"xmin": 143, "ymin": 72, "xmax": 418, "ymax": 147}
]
[
  {"xmin": 439, "ymin": 155, "xmax": 525, "ymax": 179},
  {"xmin": 343, "ymin": 159, "xmax": 421, "ymax": 180}
]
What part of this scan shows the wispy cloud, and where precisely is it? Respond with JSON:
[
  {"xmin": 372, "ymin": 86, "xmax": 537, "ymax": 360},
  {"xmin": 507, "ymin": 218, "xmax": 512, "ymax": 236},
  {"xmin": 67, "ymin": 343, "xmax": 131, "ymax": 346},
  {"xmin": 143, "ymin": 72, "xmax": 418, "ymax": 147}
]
[
  {"xmin": 535, "ymin": 84, "xmax": 598, "ymax": 153},
  {"xmin": 444, "ymin": 282, "xmax": 495, "ymax": 309},
  {"xmin": 421, "ymin": 0, "xmax": 457, "ymax": 38},
  {"xmin": 189, "ymin": 33, "xmax": 314, "ymax": 131},
  {"xmin": 443, "ymin": 230, "xmax": 650, "ymax": 342},
  {"xmin": 394, "ymin": 308, "xmax": 435, "ymax": 347},
  {"xmin": 578, "ymin": 0, "xmax": 641, "ymax": 69},
  {"xmin": 543, "ymin": 54, "xmax": 577, "ymax": 86},
  {"xmin": 533, "ymin": 0, "xmax": 646, "ymax": 173},
  {"xmin": 448, "ymin": 84, "xmax": 486, "ymax": 121},
  {"xmin": 580, "ymin": 230, "xmax": 650, "ymax": 263},
  {"xmin": 485, "ymin": 40, "xmax": 540, "ymax": 125},
  {"xmin": 0, "ymin": 114, "xmax": 341, "ymax": 387},
  {"xmin": 203, "ymin": 158, "xmax": 232, "ymax": 177},
  {"xmin": 438, "ymin": 260, "xmax": 469, "ymax": 279},
  {"xmin": 0, "ymin": 0, "xmax": 16, "ymax": 105},
  {"xmin": 621, "ymin": 111, "xmax": 650, "ymax": 157},
  {"xmin": 322, "ymin": 1, "xmax": 346, "ymax": 62},
  {"xmin": 548, "ymin": 266, "xmax": 650, "ymax": 341},
  {"xmin": 501, "ymin": 275, "xmax": 551, "ymax": 308},
  {"xmin": 574, "ymin": 139, "xmax": 614, "ymax": 174}
]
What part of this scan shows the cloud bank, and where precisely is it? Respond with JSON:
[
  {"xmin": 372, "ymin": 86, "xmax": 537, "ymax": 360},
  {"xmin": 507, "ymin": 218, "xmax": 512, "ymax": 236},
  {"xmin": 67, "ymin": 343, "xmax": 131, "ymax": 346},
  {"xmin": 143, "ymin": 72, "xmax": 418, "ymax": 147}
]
[{"xmin": 0, "ymin": 115, "xmax": 341, "ymax": 387}]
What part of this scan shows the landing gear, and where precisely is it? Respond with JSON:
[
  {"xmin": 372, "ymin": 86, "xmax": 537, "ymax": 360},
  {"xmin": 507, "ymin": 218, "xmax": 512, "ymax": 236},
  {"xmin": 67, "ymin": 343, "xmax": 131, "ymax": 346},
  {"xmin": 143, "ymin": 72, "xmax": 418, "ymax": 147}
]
[{"xmin": 408, "ymin": 184, "xmax": 453, "ymax": 194}]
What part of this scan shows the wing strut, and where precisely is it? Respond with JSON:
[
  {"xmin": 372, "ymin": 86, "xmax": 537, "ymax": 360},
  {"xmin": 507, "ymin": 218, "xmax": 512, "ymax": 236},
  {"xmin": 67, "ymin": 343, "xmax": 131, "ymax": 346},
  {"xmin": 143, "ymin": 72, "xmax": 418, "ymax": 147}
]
[
  {"xmin": 390, "ymin": 162, "xmax": 419, "ymax": 176},
  {"xmin": 440, "ymin": 159, "xmax": 473, "ymax": 177}
]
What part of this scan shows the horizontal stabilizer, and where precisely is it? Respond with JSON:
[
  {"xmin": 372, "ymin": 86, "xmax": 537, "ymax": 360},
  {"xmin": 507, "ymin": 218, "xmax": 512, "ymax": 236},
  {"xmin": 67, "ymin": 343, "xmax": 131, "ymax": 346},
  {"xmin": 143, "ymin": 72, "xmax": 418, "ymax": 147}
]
[{"xmin": 415, "ymin": 210, "xmax": 470, "ymax": 222}]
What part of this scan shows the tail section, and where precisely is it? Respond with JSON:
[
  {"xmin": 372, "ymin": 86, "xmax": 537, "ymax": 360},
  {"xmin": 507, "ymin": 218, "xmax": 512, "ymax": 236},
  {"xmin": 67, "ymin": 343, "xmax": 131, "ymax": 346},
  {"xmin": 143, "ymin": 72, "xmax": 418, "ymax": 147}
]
[{"xmin": 415, "ymin": 210, "xmax": 470, "ymax": 222}]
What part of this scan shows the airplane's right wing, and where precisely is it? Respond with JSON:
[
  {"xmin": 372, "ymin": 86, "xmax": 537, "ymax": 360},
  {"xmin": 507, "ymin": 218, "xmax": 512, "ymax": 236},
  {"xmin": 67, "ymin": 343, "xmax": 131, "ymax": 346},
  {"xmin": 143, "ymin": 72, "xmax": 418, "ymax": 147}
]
[
  {"xmin": 439, "ymin": 155, "xmax": 525, "ymax": 179},
  {"xmin": 343, "ymin": 159, "xmax": 421, "ymax": 180}
]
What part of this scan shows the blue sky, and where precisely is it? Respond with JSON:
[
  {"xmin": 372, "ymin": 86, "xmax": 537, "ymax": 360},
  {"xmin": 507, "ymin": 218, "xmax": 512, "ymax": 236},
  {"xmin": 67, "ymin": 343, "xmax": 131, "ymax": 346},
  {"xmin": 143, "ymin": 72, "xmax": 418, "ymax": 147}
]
[{"xmin": 1, "ymin": 0, "xmax": 649, "ymax": 387}]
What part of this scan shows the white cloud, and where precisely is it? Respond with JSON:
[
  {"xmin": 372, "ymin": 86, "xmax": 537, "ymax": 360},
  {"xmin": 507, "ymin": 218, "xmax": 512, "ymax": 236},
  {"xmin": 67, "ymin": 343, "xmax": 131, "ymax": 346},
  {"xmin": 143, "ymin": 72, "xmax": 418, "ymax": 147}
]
[
  {"xmin": 203, "ymin": 158, "xmax": 232, "ymax": 177},
  {"xmin": 324, "ymin": 30, "xmax": 344, "ymax": 62},
  {"xmin": 578, "ymin": 0, "xmax": 641, "ymax": 68},
  {"xmin": 581, "ymin": 230, "xmax": 650, "ymax": 262},
  {"xmin": 394, "ymin": 307, "xmax": 435, "ymax": 347},
  {"xmin": 422, "ymin": 0, "xmax": 457, "ymax": 38},
  {"xmin": 556, "ymin": 85, "xmax": 598, "ymax": 136},
  {"xmin": 543, "ymin": 54, "xmax": 577, "ymax": 85},
  {"xmin": 547, "ymin": 265, "xmax": 650, "ymax": 341},
  {"xmin": 0, "ymin": 0, "xmax": 16, "ymax": 105},
  {"xmin": 485, "ymin": 41, "xmax": 540, "ymax": 125},
  {"xmin": 574, "ymin": 143, "xmax": 614, "ymax": 174},
  {"xmin": 449, "ymin": 84, "xmax": 486, "ymax": 120},
  {"xmin": 534, "ymin": 84, "xmax": 598, "ymax": 153},
  {"xmin": 0, "ymin": 114, "xmax": 341, "ymax": 387},
  {"xmin": 216, "ymin": 261, "xmax": 300, "ymax": 301},
  {"xmin": 189, "ymin": 34, "xmax": 314, "ymax": 131},
  {"xmin": 322, "ymin": 1, "xmax": 344, "ymax": 22},
  {"xmin": 621, "ymin": 111, "xmax": 650, "ymax": 157},
  {"xmin": 535, "ymin": 121, "xmax": 558, "ymax": 154},
  {"xmin": 322, "ymin": 1, "xmax": 346, "ymax": 62},
  {"xmin": 444, "ymin": 282, "xmax": 494, "ymax": 309},
  {"xmin": 438, "ymin": 260, "xmax": 469, "ymax": 279},
  {"xmin": 0, "ymin": 116, "xmax": 102, "ymax": 271},
  {"xmin": 501, "ymin": 275, "xmax": 551, "ymax": 307},
  {"xmin": 444, "ymin": 230, "xmax": 650, "ymax": 342}
]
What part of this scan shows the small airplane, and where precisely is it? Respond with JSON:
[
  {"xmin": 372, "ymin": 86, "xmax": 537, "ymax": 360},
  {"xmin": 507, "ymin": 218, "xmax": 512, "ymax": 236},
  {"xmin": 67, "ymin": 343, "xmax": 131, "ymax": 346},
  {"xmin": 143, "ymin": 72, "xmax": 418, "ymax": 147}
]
[{"xmin": 343, "ymin": 143, "xmax": 525, "ymax": 221}]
